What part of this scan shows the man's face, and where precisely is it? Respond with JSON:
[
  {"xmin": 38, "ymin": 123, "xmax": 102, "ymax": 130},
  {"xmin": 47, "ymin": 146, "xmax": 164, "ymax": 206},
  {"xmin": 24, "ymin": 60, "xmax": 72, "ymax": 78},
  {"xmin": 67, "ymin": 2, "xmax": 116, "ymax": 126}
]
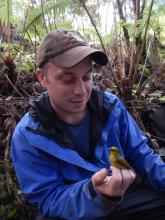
[{"xmin": 36, "ymin": 57, "xmax": 93, "ymax": 121}]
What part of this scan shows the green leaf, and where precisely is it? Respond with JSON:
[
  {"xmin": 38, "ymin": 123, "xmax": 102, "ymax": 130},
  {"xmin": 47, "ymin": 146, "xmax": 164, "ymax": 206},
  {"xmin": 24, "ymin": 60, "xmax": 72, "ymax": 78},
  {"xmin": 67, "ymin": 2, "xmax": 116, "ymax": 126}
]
[
  {"xmin": 159, "ymin": 96, "xmax": 165, "ymax": 101},
  {"xmin": 23, "ymin": 0, "xmax": 74, "ymax": 33},
  {"xmin": 6, "ymin": 208, "xmax": 17, "ymax": 219},
  {"xmin": 17, "ymin": 189, "xmax": 22, "ymax": 195}
]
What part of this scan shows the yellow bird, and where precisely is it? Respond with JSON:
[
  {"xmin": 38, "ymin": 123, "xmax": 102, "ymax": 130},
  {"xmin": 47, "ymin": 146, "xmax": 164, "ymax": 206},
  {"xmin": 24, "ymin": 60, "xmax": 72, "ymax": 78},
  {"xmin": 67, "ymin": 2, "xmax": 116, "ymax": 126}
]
[{"xmin": 110, "ymin": 146, "xmax": 132, "ymax": 169}]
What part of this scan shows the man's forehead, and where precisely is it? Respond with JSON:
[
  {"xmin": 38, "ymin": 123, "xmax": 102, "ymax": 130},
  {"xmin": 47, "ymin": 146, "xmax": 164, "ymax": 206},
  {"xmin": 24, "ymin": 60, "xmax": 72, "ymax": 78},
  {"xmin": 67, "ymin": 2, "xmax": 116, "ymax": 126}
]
[{"xmin": 57, "ymin": 67, "xmax": 93, "ymax": 75}]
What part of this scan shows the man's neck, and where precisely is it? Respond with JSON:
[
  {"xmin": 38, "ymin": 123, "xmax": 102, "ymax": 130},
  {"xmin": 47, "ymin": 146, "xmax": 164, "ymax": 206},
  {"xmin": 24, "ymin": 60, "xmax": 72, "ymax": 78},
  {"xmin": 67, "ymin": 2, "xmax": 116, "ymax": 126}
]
[
  {"xmin": 50, "ymin": 103, "xmax": 86, "ymax": 125},
  {"xmin": 58, "ymin": 112, "xmax": 86, "ymax": 125}
]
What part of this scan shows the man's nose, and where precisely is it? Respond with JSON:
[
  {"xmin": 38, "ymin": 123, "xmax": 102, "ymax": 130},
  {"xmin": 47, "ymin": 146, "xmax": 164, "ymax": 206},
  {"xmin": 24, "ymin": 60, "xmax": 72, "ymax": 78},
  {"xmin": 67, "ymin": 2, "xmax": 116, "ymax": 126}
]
[{"xmin": 74, "ymin": 79, "xmax": 86, "ymax": 95}]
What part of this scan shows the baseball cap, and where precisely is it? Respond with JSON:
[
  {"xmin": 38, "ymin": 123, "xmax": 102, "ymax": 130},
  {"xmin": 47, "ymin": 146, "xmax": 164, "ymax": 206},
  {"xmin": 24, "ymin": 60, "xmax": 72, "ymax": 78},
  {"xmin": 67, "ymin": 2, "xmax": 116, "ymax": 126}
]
[{"xmin": 36, "ymin": 29, "xmax": 108, "ymax": 68}]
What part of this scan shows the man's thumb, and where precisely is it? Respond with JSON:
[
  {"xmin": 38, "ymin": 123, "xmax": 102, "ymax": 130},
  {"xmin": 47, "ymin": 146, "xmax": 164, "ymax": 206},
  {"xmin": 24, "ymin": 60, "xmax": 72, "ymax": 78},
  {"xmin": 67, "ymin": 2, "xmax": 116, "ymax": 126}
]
[{"xmin": 92, "ymin": 168, "xmax": 108, "ymax": 187}]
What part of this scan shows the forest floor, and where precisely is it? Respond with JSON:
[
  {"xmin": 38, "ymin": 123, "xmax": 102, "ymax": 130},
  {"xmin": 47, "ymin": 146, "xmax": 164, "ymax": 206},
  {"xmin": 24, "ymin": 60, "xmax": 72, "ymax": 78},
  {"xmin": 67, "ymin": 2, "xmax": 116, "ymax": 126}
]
[{"xmin": 0, "ymin": 70, "xmax": 165, "ymax": 220}]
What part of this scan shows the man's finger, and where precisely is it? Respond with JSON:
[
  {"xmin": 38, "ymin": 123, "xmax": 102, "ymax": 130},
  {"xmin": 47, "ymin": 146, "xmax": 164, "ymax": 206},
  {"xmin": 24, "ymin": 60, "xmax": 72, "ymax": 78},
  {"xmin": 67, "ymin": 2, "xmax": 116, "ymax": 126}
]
[
  {"xmin": 92, "ymin": 168, "xmax": 108, "ymax": 187},
  {"xmin": 129, "ymin": 169, "xmax": 136, "ymax": 184},
  {"xmin": 110, "ymin": 166, "xmax": 123, "ymax": 189}
]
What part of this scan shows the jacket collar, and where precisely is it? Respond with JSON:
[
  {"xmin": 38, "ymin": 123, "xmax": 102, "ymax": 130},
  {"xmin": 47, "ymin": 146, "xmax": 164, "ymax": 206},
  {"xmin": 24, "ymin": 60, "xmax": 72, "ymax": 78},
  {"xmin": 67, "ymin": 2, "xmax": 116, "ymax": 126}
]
[{"xmin": 28, "ymin": 88, "xmax": 117, "ymax": 160}]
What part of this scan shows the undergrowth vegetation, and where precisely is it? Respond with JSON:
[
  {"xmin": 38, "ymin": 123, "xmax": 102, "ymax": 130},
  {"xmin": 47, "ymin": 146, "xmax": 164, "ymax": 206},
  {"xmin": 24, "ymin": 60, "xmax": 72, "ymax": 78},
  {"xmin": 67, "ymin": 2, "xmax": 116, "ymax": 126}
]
[{"xmin": 0, "ymin": 0, "xmax": 165, "ymax": 219}]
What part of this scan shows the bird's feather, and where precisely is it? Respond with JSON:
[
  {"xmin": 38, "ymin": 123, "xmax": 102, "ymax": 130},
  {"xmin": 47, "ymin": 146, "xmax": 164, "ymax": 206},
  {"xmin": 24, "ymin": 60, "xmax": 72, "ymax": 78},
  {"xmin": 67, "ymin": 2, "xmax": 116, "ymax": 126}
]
[{"xmin": 110, "ymin": 146, "xmax": 132, "ymax": 169}]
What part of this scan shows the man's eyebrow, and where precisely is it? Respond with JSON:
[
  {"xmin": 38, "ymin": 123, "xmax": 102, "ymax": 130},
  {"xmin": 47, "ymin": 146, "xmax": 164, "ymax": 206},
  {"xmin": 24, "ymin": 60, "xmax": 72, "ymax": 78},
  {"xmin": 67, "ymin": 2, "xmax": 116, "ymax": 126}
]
[
  {"xmin": 56, "ymin": 70, "xmax": 74, "ymax": 76},
  {"xmin": 56, "ymin": 67, "xmax": 93, "ymax": 76}
]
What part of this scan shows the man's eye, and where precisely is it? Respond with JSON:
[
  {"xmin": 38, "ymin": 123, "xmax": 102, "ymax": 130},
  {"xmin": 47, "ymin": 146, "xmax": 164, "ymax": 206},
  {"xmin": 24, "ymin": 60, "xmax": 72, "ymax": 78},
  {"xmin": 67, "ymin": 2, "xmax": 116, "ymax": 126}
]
[
  {"xmin": 83, "ymin": 74, "xmax": 92, "ymax": 81},
  {"xmin": 62, "ymin": 78, "xmax": 74, "ymax": 83}
]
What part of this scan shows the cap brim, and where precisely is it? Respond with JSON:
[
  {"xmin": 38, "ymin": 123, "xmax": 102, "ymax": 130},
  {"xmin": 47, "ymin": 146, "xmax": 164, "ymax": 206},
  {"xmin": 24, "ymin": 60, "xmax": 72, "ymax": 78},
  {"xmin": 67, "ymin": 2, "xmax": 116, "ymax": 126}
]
[{"xmin": 49, "ymin": 46, "xmax": 108, "ymax": 67}]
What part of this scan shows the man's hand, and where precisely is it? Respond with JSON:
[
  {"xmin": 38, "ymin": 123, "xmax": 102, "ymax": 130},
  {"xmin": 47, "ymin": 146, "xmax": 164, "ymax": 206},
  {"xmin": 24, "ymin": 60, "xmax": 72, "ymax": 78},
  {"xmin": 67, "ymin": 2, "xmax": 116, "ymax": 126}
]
[{"xmin": 92, "ymin": 166, "xmax": 136, "ymax": 197}]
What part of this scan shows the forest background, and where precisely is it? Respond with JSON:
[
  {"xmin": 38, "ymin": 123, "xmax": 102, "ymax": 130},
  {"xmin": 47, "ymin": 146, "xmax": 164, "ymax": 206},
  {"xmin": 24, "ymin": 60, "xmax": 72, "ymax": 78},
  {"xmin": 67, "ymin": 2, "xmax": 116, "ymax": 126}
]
[{"xmin": 0, "ymin": 0, "xmax": 165, "ymax": 219}]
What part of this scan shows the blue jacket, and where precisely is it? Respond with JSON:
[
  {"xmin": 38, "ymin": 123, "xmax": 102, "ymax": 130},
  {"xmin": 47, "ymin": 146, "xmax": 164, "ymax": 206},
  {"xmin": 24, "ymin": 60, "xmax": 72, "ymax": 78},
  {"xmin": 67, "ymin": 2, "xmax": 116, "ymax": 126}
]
[{"xmin": 11, "ymin": 89, "xmax": 165, "ymax": 219}]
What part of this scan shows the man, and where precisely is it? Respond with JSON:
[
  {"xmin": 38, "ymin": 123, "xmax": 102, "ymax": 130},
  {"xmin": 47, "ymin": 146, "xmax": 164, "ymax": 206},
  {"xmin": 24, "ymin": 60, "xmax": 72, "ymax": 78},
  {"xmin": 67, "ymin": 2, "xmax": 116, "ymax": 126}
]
[{"xmin": 11, "ymin": 30, "xmax": 165, "ymax": 220}]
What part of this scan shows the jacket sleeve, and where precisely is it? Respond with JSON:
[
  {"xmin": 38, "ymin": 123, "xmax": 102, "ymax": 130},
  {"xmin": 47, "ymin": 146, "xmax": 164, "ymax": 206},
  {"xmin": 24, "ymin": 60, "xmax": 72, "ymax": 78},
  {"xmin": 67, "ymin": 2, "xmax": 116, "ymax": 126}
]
[
  {"xmin": 11, "ymin": 126, "xmax": 121, "ymax": 220},
  {"xmin": 118, "ymin": 100, "xmax": 165, "ymax": 191}
]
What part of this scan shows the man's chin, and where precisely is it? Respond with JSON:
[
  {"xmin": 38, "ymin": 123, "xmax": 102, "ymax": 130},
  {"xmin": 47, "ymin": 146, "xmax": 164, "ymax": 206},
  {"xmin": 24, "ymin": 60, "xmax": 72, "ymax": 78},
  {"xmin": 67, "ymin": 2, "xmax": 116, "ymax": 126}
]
[
  {"xmin": 69, "ymin": 102, "xmax": 86, "ymax": 110},
  {"xmin": 68, "ymin": 106, "xmax": 86, "ymax": 114}
]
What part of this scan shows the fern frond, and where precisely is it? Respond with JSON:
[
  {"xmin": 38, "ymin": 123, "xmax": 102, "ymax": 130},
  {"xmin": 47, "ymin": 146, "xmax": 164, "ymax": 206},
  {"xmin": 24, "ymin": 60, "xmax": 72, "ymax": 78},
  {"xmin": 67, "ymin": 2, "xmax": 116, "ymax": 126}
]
[{"xmin": 23, "ymin": 0, "xmax": 75, "ymax": 34}]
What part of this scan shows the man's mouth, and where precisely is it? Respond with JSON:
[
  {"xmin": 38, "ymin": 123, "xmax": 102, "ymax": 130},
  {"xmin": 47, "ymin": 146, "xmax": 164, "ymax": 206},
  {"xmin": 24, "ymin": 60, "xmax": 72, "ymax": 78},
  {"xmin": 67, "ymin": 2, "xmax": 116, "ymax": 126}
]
[{"xmin": 69, "ymin": 98, "xmax": 86, "ymax": 104}]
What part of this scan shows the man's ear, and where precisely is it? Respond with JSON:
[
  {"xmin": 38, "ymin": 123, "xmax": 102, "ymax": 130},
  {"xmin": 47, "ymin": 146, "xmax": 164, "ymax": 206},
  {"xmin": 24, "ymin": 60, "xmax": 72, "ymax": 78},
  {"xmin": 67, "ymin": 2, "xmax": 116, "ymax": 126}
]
[{"xmin": 36, "ymin": 68, "xmax": 47, "ymax": 87}]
